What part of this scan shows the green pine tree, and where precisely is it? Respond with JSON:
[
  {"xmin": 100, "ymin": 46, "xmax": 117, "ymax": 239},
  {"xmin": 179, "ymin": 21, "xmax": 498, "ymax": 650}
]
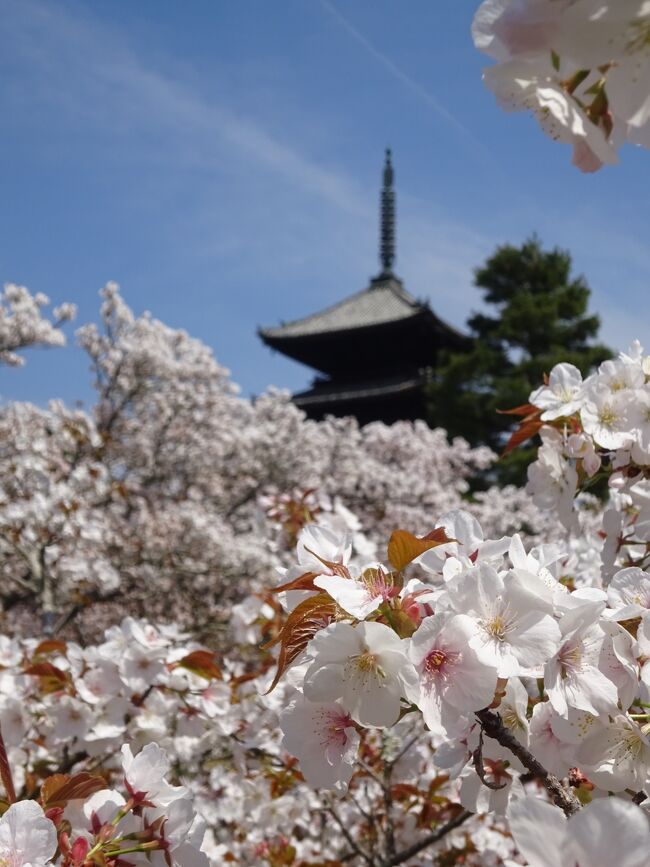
[{"xmin": 427, "ymin": 236, "xmax": 612, "ymax": 486}]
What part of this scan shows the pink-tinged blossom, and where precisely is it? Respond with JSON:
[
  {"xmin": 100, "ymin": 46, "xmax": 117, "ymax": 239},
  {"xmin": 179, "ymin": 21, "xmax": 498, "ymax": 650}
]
[
  {"xmin": 472, "ymin": 0, "xmax": 567, "ymax": 61},
  {"xmin": 597, "ymin": 620, "xmax": 639, "ymax": 710},
  {"xmin": 314, "ymin": 566, "xmax": 399, "ymax": 620},
  {"xmin": 482, "ymin": 57, "xmax": 619, "ymax": 172},
  {"xmin": 639, "ymin": 612, "xmax": 650, "ymax": 692},
  {"xmin": 528, "ymin": 701, "xmax": 573, "ymax": 777},
  {"xmin": 303, "ymin": 622, "xmax": 417, "ymax": 728},
  {"xmin": 474, "ymin": 2, "xmax": 650, "ymax": 171},
  {"xmin": 280, "ymin": 698, "xmax": 360, "ymax": 791},
  {"xmin": 407, "ymin": 614, "xmax": 498, "ymax": 737},
  {"xmin": 0, "ymin": 801, "xmax": 57, "ymax": 867},
  {"xmin": 565, "ymin": 796, "xmax": 650, "ymax": 867}
]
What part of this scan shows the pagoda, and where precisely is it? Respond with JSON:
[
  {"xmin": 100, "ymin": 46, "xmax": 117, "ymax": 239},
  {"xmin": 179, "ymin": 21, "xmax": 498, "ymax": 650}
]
[{"xmin": 258, "ymin": 151, "xmax": 470, "ymax": 425}]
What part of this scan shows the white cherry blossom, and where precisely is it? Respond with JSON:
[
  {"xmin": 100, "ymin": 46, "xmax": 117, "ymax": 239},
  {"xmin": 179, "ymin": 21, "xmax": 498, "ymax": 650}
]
[
  {"xmin": 0, "ymin": 801, "xmax": 57, "ymax": 867},
  {"xmin": 303, "ymin": 622, "xmax": 417, "ymax": 727},
  {"xmin": 530, "ymin": 363, "xmax": 585, "ymax": 421}
]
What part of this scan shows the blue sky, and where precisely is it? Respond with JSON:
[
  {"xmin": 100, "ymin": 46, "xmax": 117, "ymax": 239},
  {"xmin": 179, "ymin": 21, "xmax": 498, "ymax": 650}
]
[{"xmin": 2, "ymin": 0, "xmax": 649, "ymax": 407}]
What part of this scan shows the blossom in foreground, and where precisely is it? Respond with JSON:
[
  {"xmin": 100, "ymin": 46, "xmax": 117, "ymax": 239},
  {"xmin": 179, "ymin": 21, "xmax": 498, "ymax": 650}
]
[
  {"xmin": 303, "ymin": 621, "xmax": 417, "ymax": 727},
  {"xmin": 314, "ymin": 565, "xmax": 399, "ymax": 620},
  {"xmin": 473, "ymin": 0, "xmax": 650, "ymax": 171},
  {"xmin": 443, "ymin": 562, "xmax": 562, "ymax": 677},
  {"xmin": 280, "ymin": 697, "xmax": 360, "ymax": 791},
  {"xmin": 506, "ymin": 792, "xmax": 650, "ymax": 867},
  {"xmin": 121, "ymin": 742, "xmax": 188, "ymax": 807},
  {"xmin": 544, "ymin": 607, "xmax": 619, "ymax": 718},
  {"xmin": 529, "ymin": 363, "xmax": 586, "ymax": 421},
  {"xmin": 577, "ymin": 714, "xmax": 650, "ymax": 792},
  {"xmin": 407, "ymin": 613, "xmax": 498, "ymax": 737},
  {"xmin": 526, "ymin": 429, "xmax": 578, "ymax": 528},
  {"xmin": 0, "ymin": 801, "xmax": 57, "ymax": 867},
  {"xmin": 606, "ymin": 566, "xmax": 650, "ymax": 621}
]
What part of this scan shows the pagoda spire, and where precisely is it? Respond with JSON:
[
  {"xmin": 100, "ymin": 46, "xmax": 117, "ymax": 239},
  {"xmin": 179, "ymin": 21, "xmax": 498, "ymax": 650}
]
[{"xmin": 379, "ymin": 148, "xmax": 396, "ymax": 277}]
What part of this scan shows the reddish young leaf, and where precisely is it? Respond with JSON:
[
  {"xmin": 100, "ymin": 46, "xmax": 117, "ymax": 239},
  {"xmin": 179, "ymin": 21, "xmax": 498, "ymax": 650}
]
[
  {"xmin": 497, "ymin": 402, "xmax": 540, "ymax": 418},
  {"xmin": 40, "ymin": 772, "xmax": 107, "ymax": 808},
  {"xmin": 302, "ymin": 547, "xmax": 350, "ymax": 579},
  {"xmin": 502, "ymin": 418, "xmax": 544, "ymax": 455},
  {"xmin": 173, "ymin": 650, "xmax": 222, "ymax": 681},
  {"xmin": 32, "ymin": 640, "xmax": 67, "ymax": 658},
  {"xmin": 270, "ymin": 571, "xmax": 319, "ymax": 594},
  {"xmin": 23, "ymin": 662, "xmax": 73, "ymax": 694},
  {"xmin": 264, "ymin": 593, "xmax": 337, "ymax": 693},
  {"xmin": 387, "ymin": 528, "xmax": 452, "ymax": 572}
]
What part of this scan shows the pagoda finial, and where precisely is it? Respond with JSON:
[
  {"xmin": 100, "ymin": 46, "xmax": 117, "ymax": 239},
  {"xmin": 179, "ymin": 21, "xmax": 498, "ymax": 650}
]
[{"xmin": 380, "ymin": 148, "xmax": 396, "ymax": 276}]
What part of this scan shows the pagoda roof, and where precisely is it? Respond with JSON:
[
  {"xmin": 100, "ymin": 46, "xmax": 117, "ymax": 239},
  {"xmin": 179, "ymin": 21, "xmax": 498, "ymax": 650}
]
[
  {"xmin": 259, "ymin": 275, "xmax": 465, "ymax": 343},
  {"xmin": 259, "ymin": 276, "xmax": 416, "ymax": 340},
  {"xmin": 258, "ymin": 150, "xmax": 470, "ymax": 383},
  {"xmin": 294, "ymin": 370, "xmax": 425, "ymax": 407}
]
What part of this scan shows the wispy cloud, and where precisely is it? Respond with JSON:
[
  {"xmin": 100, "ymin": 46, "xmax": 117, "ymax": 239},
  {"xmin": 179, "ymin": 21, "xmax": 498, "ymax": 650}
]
[
  {"xmin": 2, "ymin": 0, "xmax": 370, "ymax": 218},
  {"xmin": 319, "ymin": 0, "xmax": 491, "ymax": 162}
]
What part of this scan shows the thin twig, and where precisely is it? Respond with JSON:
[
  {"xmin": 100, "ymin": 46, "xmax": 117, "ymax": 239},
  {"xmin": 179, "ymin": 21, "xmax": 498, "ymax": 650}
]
[
  {"xmin": 325, "ymin": 804, "xmax": 375, "ymax": 867},
  {"xmin": 381, "ymin": 737, "xmax": 396, "ymax": 860},
  {"xmin": 476, "ymin": 708, "xmax": 581, "ymax": 817},
  {"xmin": 385, "ymin": 728, "xmax": 421, "ymax": 769},
  {"xmin": 380, "ymin": 809, "xmax": 472, "ymax": 867},
  {"xmin": 472, "ymin": 728, "xmax": 506, "ymax": 790}
]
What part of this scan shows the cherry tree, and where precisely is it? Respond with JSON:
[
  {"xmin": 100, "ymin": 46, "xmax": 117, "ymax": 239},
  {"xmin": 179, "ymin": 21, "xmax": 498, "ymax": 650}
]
[{"xmin": 0, "ymin": 283, "xmax": 75, "ymax": 367}]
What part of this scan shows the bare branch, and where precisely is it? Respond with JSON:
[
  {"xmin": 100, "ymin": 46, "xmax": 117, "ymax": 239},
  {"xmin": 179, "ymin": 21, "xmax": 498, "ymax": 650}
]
[
  {"xmin": 476, "ymin": 708, "xmax": 581, "ymax": 817},
  {"xmin": 380, "ymin": 808, "xmax": 472, "ymax": 867},
  {"xmin": 325, "ymin": 803, "xmax": 375, "ymax": 867}
]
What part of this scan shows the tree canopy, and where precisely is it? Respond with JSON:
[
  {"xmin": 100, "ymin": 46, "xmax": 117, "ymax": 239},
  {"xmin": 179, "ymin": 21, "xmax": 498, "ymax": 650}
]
[{"xmin": 427, "ymin": 236, "xmax": 612, "ymax": 485}]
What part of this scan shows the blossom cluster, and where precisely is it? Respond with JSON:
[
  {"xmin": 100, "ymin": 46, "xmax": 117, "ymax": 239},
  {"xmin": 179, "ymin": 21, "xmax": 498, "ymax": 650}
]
[
  {"xmin": 525, "ymin": 340, "xmax": 650, "ymax": 580},
  {"xmin": 0, "ymin": 283, "xmax": 75, "ymax": 367},
  {"xmin": 0, "ymin": 607, "xmax": 520, "ymax": 866},
  {"xmin": 0, "ymin": 740, "xmax": 207, "ymax": 867},
  {"xmin": 271, "ymin": 510, "xmax": 650, "ymax": 860},
  {"xmin": 473, "ymin": 0, "xmax": 650, "ymax": 171}
]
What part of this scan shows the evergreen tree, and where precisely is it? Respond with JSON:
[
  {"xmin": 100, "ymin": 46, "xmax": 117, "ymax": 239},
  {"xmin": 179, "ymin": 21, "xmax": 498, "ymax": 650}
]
[{"xmin": 427, "ymin": 236, "xmax": 612, "ymax": 485}]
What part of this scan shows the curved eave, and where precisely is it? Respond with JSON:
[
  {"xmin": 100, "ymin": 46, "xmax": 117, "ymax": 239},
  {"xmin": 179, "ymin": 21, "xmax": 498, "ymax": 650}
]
[
  {"xmin": 294, "ymin": 375, "xmax": 423, "ymax": 407},
  {"xmin": 259, "ymin": 307, "xmax": 470, "ymax": 375}
]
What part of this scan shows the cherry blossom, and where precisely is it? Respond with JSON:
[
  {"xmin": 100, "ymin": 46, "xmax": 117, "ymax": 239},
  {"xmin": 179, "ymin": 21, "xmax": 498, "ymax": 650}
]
[
  {"xmin": 0, "ymin": 801, "xmax": 57, "ymax": 867},
  {"xmin": 473, "ymin": 0, "xmax": 650, "ymax": 170},
  {"xmin": 407, "ymin": 613, "xmax": 498, "ymax": 737},
  {"xmin": 0, "ymin": 283, "xmax": 75, "ymax": 367},
  {"xmin": 280, "ymin": 697, "xmax": 360, "ymax": 790},
  {"xmin": 303, "ymin": 622, "xmax": 417, "ymax": 727},
  {"xmin": 507, "ymin": 793, "xmax": 650, "ymax": 867}
]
